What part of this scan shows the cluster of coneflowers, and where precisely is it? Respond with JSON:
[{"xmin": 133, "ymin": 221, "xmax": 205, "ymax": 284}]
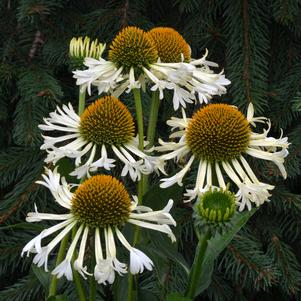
[{"xmin": 21, "ymin": 27, "xmax": 289, "ymax": 293}]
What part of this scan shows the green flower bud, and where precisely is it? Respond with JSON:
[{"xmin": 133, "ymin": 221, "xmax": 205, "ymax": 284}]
[
  {"xmin": 197, "ymin": 187, "xmax": 236, "ymax": 223},
  {"xmin": 69, "ymin": 36, "xmax": 105, "ymax": 69}
]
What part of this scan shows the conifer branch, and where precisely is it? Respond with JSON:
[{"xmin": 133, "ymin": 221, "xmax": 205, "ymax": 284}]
[{"xmin": 242, "ymin": 0, "xmax": 252, "ymax": 104}]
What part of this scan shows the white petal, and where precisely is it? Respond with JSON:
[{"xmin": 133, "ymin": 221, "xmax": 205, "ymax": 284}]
[{"xmin": 130, "ymin": 248, "xmax": 153, "ymax": 274}]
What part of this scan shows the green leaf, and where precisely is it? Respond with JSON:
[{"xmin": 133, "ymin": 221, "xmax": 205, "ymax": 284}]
[
  {"xmin": 143, "ymin": 183, "xmax": 184, "ymax": 210},
  {"xmin": 31, "ymin": 264, "xmax": 50, "ymax": 289},
  {"xmin": 194, "ymin": 209, "xmax": 257, "ymax": 296},
  {"xmin": 147, "ymin": 231, "xmax": 189, "ymax": 275},
  {"xmin": 166, "ymin": 293, "xmax": 192, "ymax": 301},
  {"xmin": 137, "ymin": 290, "xmax": 159, "ymax": 301}
]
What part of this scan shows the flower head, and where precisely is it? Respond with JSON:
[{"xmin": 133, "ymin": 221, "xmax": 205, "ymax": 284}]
[
  {"xmin": 148, "ymin": 27, "xmax": 191, "ymax": 63},
  {"xmin": 39, "ymin": 96, "xmax": 162, "ymax": 180},
  {"xmin": 79, "ymin": 96, "xmax": 135, "ymax": 146},
  {"xmin": 22, "ymin": 169, "xmax": 176, "ymax": 283},
  {"xmin": 186, "ymin": 104, "xmax": 251, "ymax": 162},
  {"xmin": 157, "ymin": 103, "xmax": 289, "ymax": 211},
  {"xmin": 73, "ymin": 26, "xmax": 230, "ymax": 110},
  {"xmin": 108, "ymin": 26, "xmax": 158, "ymax": 73},
  {"xmin": 71, "ymin": 175, "xmax": 132, "ymax": 227}
]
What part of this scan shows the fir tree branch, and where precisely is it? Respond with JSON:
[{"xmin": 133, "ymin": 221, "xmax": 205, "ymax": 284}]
[
  {"xmin": 0, "ymin": 181, "xmax": 39, "ymax": 224},
  {"xmin": 242, "ymin": 0, "xmax": 251, "ymax": 104}
]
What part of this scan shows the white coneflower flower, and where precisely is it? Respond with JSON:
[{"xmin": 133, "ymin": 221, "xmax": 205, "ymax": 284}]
[
  {"xmin": 157, "ymin": 103, "xmax": 289, "ymax": 211},
  {"xmin": 22, "ymin": 169, "xmax": 176, "ymax": 284},
  {"xmin": 73, "ymin": 26, "xmax": 230, "ymax": 111},
  {"xmin": 39, "ymin": 96, "xmax": 163, "ymax": 181}
]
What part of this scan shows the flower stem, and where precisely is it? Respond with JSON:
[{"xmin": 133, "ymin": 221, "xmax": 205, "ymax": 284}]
[
  {"xmin": 72, "ymin": 227, "xmax": 86, "ymax": 301},
  {"xmin": 89, "ymin": 275, "xmax": 96, "ymax": 301},
  {"xmin": 146, "ymin": 90, "xmax": 160, "ymax": 149},
  {"xmin": 127, "ymin": 89, "xmax": 145, "ymax": 301},
  {"xmin": 142, "ymin": 90, "xmax": 160, "ymax": 193},
  {"xmin": 68, "ymin": 85, "xmax": 87, "ymax": 301},
  {"xmin": 48, "ymin": 234, "xmax": 69, "ymax": 297},
  {"xmin": 78, "ymin": 86, "xmax": 86, "ymax": 115},
  {"xmin": 185, "ymin": 229, "xmax": 211, "ymax": 298},
  {"xmin": 133, "ymin": 88, "xmax": 144, "ymax": 152}
]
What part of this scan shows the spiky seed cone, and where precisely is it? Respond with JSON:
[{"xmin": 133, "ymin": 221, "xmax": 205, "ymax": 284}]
[
  {"xmin": 79, "ymin": 96, "xmax": 135, "ymax": 146},
  {"xmin": 71, "ymin": 175, "xmax": 132, "ymax": 228},
  {"xmin": 108, "ymin": 26, "xmax": 158, "ymax": 73},
  {"xmin": 186, "ymin": 104, "xmax": 251, "ymax": 162},
  {"xmin": 149, "ymin": 27, "xmax": 191, "ymax": 63}
]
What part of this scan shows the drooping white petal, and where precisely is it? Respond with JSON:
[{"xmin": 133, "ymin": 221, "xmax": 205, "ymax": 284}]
[
  {"xmin": 51, "ymin": 259, "xmax": 73, "ymax": 281},
  {"xmin": 160, "ymin": 155, "xmax": 195, "ymax": 188},
  {"xmin": 128, "ymin": 219, "xmax": 176, "ymax": 242},
  {"xmin": 31, "ymin": 220, "xmax": 77, "ymax": 271},
  {"xmin": 246, "ymin": 147, "xmax": 288, "ymax": 179},
  {"xmin": 114, "ymin": 227, "xmax": 153, "ymax": 274},
  {"xmin": 36, "ymin": 168, "xmax": 72, "ymax": 209},
  {"xmin": 22, "ymin": 219, "xmax": 75, "ymax": 258},
  {"xmin": 130, "ymin": 248, "xmax": 153, "ymax": 274},
  {"xmin": 130, "ymin": 199, "xmax": 176, "ymax": 226},
  {"xmin": 90, "ymin": 144, "xmax": 116, "ymax": 172},
  {"xmin": 74, "ymin": 226, "xmax": 92, "ymax": 279},
  {"xmin": 51, "ymin": 225, "xmax": 84, "ymax": 280},
  {"xmin": 94, "ymin": 258, "xmax": 116, "ymax": 285}
]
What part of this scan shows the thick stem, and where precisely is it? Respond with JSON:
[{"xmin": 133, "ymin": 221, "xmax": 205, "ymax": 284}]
[
  {"xmin": 67, "ymin": 85, "xmax": 87, "ymax": 301},
  {"xmin": 127, "ymin": 89, "xmax": 145, "ymax": 301},
  {"xmin": 141, "ymin": 91, "xmax": 160, "ymax": 193},
  {"xmin": 133, "ymin": 89, "xmax": 144, "ymax": 151},
  {"xmin": 89, "ymin": 243, "xmax": 96, "ymax": 301},
  {"xmin": 78, "ymin": 86, "xmax": 86, "ymax": 115},
  {"xmin": 48, "ymin": 234, "xmax": 69, "ymax": 297},
  {"xmin": 185, "ymin": 230, "xmax": 211, "ymax": 298},
  {"xmin": 89, "ymin": 275, "xmax": 96, "ymax": 301},
  {"xmin": 133, "ymin": 88, "xmax": 144, "ymax": 205},
  {"xmin": 146, "ymin": 90, "xmax": 160, "ymax": 149},
  {"xmin": 72, "ymin": 227, "xmax": 86, "ymax": 301}
]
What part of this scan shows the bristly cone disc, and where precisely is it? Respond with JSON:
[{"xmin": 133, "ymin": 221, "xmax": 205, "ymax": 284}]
[
  {"xmin": 71, "ymin": 175, "xmax": 132, "ymax": 228},
  {"xmin": 186, "ymin": 104, "xmax": 251, "ymax": 162},
  {"xmin": 149, "ymin": 27, "xmax": 191, "ymax": 63},
  {"xmin": 79, "ymin": 96, "xmax": 135, "ymax": 146}
]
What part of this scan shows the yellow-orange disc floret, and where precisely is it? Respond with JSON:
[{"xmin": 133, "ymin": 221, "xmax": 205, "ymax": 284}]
[
  {"xmin": 71, "ymin": 175, "xmax": 132, "ymax": 228},
  {"xmin": 186, "ymin": 104, "xmax": 251, "ymax": 162},
  {"xmin": 79, "ymin": 96, "xmax": 135, "ymax": 146},
  {"xmin": 148, "ymin": 27, "xmax": 191, "ymax": 63},
  {"xmin": 108, "ymin": 26, "xmax": 158, "ymax": 73}
]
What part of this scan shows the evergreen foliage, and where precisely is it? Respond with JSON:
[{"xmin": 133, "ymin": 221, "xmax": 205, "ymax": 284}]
[{"xmin": 0, "ymin": 0, "xmax": 301, "ymax": 300}]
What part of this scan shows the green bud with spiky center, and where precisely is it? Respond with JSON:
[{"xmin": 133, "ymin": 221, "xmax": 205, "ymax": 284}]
[{"xmin": 197, "ymin": 187, "xmax": 236, "ymax": 223}]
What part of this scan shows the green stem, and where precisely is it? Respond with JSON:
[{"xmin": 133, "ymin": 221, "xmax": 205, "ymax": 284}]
[
  {"xmin": 146, "ymin": 90, "xmax": 160, "ymax": 149},
  {"xmin": 89, "ymin": 275, "xmax": 96, "ymax": 301},
  {"xmin": 133, "ymin": 89, "xmax": 144, "ymax": 152},
  {"xmin": 78, "ymin": 86, "xmax": 86, "ymax": 115},
  {"xmin": 142, "ymin": 90, "xmax": 160, "ymax": 193},
  {"xmin": 133, "ymin": 88, "xmax": 144, "ymax": 206},
  {"xmin": 126, "ymin": 89, "xmax": 145, "ymax": 301},
  {"xmin": 72, "ymin": 227, "xmax": 86, "ymax": 301},
  {"xmin": 48, "ymin": 234, "xmax": 69, "ymax": 297},
  {"xmin": 185, "ymin": 230, "xmax": 211, "ymax": 298},
  {"xmin": 69, "ymin": 85, "xmax": 87, "ymax": 301}
]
